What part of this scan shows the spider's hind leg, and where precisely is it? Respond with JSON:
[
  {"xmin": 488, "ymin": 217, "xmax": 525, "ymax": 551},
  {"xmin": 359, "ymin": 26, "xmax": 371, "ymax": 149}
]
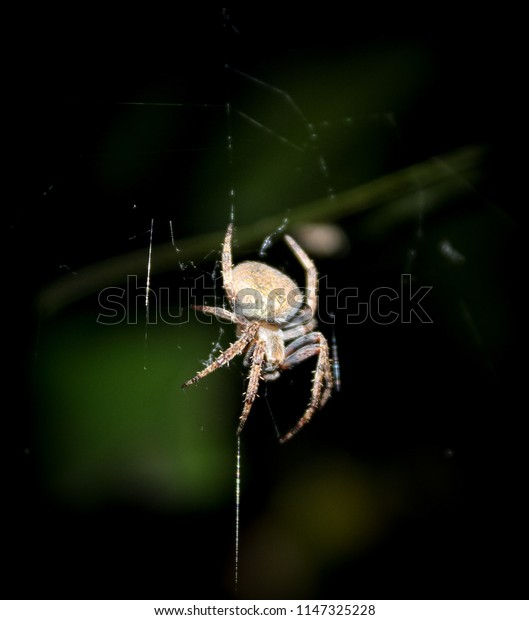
[{"xmin": 279, "ymin": 332, "xmax": 333, "ymax": 443}]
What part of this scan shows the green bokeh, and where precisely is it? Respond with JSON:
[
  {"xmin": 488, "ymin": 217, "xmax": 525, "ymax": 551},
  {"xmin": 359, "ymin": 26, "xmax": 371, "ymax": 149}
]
[{"xmin": 36, "ymin": 313, "xmax": 236, "ymax": 510}]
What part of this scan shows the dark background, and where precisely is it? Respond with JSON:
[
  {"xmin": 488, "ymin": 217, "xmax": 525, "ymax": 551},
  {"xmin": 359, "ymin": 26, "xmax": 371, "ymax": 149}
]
[{"xmin": 11, "ymin": 7, "xmax": 523, "ymax": 600}]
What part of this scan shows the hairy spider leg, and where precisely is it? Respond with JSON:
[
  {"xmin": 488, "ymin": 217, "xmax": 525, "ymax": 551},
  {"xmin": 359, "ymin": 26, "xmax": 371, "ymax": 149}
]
[
  {"xmin": 283, "ymin": 333, "xmax": 333, "ymax": 406},
  {"xmin": 278, "ymin": 332, "xmax": 333, "ymax": 443},
  {"xmin": 181, "ymin": 322, "xmax": 259, "ymax": 388},
  {"xmin": 237, "ymin": 339, "xmax": 266, "ymax": 435},
  {"xmin": 222, "ymin": 223, "xmax": 237, "ymax": 309},
  {"xmin": 191, "ymin": 305, "xmax": 241, "ymax": 325}
]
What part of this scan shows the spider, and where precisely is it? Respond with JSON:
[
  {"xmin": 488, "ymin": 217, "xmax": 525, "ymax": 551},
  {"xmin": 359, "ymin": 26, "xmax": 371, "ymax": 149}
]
[{"xmin": 182, "ymin": 223, "xmax": 333, "ymax": 443}]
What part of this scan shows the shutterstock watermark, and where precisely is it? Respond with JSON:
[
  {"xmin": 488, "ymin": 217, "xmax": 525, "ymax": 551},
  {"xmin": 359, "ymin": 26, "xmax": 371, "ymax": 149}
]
[{"xmin": 96, "ymin": 274, "xmax": 432, "ymax": 326}]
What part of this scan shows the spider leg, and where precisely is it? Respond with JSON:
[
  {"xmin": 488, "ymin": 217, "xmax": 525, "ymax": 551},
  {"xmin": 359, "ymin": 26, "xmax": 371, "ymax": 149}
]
[
  {"xmin": 222, "ymin": 223, "xmax": 237, "ymax": 310},
  {"xmin": 279, "ymin": 332, "xmax": 333, "ymax": 443},
  {"xmin": 237, "ymin": 339, "xmax": 266, "ymax": 435},
  {"xmin": 242, "ymin": 342, "xmax": 256, "ymax": 367},
  {"xmin": 181, "ymin": 322, "xmax": 259, "ymax": 388},
  {"xmin": 284, "ymin": 234, "xmax": 317, "ymax": 316},
  {"xmin": 283, "ymin": 331, "xmax": 325, "ymax": 358},
  {"xmin": 192, "ymin": 305, "xmax": 242, "ymax": 325},
  {"xmin": 282, "ymin": 319, "xmax": 317, "ymax": 342}
]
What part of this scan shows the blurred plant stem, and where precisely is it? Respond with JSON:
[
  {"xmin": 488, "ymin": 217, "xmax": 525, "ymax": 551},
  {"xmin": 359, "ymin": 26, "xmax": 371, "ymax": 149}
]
[{"xmin": 39, "ymin": 145, "xmax": 486, "ymax": 316}]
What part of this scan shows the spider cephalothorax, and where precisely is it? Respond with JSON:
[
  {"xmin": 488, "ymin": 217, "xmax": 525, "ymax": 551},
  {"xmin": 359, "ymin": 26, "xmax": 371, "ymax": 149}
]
[{"xmin": 182, "ymin": 223, "xmax": 333, "ymax": 442}]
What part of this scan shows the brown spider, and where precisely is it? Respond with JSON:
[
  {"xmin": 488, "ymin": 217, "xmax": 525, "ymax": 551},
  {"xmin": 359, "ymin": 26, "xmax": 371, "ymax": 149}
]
[{"xmin": 182, "ymin": 223, "xmax": 333, "ymax": 442}]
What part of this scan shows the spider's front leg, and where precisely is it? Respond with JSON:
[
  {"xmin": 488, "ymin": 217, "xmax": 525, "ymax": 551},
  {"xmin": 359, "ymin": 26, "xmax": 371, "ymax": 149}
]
[
  {"xmin": 222, "ymin": 223, "xmax": 237, "ymax": 309},
  {"xmin": 279, "ymin": 332, "xmax": 333, "ymax": 443}
]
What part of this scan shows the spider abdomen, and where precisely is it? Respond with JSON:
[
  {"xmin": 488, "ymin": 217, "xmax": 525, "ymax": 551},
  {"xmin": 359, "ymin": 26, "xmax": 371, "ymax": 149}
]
[{"xmin": 232, "ymin": 261, "xmax": 302, "ymax": 324}]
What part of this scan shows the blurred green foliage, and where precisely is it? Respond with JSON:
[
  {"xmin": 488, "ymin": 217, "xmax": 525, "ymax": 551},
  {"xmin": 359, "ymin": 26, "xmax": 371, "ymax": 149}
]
[{"xmin": 36, "ymin": 315, "xmax": 235, "ymax": 510}]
